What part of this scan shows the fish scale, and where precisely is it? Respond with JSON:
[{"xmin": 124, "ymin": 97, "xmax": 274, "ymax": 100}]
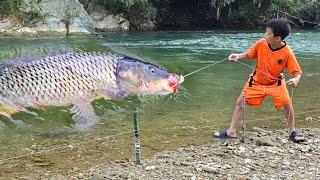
[
  {"xmin": 0, "ymin": 51, "xmax": 182, "ymax": 130},
  {"xmin": 0, "ymin": 52, "xmax": 118, "ymax": 108}
]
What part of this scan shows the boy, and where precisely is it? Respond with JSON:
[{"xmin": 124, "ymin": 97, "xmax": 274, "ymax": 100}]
[{"xmin": 214, "ymin": 18, "xmax": 305, "ymax": 142}]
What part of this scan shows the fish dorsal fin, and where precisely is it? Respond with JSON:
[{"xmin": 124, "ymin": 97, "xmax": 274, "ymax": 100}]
[
  {"xmin": 70, "ymin": 99, "xmax": 99, "ymax": 131},
  {"xmin": 105, "ymin": 45, "xmax": 166, "ymax": 70},
  {"xmin": 0, "ymin": 56, "xmax": 41, "ymax": 71},
  {"xmin": 47, "ymin": 50, "xmax": 75, "ymax": 57},
  {"xmin": 106, "ymin": 45, "xmax": 148, "ymax": 61},
  {"xmin": 0, "ymin": 51, "xmax": 76, "ymax": 73},
  {"xmin": 0, "ymin": 50, "xmax": 75, "ymax": 67}
]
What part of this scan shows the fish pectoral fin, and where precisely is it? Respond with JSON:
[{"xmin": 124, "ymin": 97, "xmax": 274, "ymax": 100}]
[
  {"xmin": 0, "ymin": 111, "xmax": 14, "ymax": 119},
  {"xmin": 105, "ymin": 89, "xmax": 127, "ymax": 101},
  {"xmin": 0, "ymin": 104, "xmax": 19, "ymax": 119},
  {"xmin": 0, "ymin": 98, "xmax": 36, "ymax": 117},
  {"xmin": 19, "ymin": 107, "xmax": 38, "ymax": 116},
  {"xmin": 70, "ymin": 99, "xmax": 99, "ymax": 131}
]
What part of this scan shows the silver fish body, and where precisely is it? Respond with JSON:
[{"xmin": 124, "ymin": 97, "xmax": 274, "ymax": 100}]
[
  {"xmin": 1, "ymin": 52, "xmax": 117, "ymax": 107},
  {"xmin": 0, "ymin": 52, "xmax": 182, "ymax": 130}
]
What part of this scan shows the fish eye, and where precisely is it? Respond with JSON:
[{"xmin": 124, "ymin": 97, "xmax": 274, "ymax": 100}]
[{"xmin": 149, "ymin": 66, "xmax": 156, "ymax": 73}]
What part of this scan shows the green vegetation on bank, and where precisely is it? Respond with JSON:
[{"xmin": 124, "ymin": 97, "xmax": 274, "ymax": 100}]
[
  {"xmin": 95, "ymin": 0, "xmax": 319, "ymax": 28},
  {"xmin": 1, "ymin": 0, "xmax": 319, "ymax": 29},
  {"xmin": 0, "ymin": 0, "xmax": 22, "ymax": 19},
  {"xmin": 102, "ymin": 0, "xmax": 156, "ymax": 30},
  {"xmin": 226, "ymin": 0, "xmax": 320, "ymax": 27},
  {"xmin": 153, "ymin": 0, "xmax": 319, "ymax": 28}
]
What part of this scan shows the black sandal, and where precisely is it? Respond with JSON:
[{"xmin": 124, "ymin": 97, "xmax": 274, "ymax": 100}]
[
  {"xmin": 289, "ymin": 131, "xmax": 305, "ymax": 143},
  {"xmin": 213, "ymin": 131, "xmax": 238, "ymax": 139}
]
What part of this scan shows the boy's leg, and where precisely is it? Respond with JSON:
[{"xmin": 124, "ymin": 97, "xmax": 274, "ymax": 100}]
[
  {"xmin": 269, "ymin": 82, "xmax": 304, "ymax": 141},
  {"xmin": 284, "ymin": 104, "xmax": 295, "ymax": 133},
  {"xmin": 214, "ymin": 84, "xmax": 264, "ymax": 138},
  {"xmin": 214, "ymin": 95, "xmax": 245, "ymax": 138},
  {"xmin": 284, "ymin": 104, "xmax": 305, "ymax": 142},
  {"xmin": 226, "ymin": 98, "xmax": 244, "ymax": 137}
]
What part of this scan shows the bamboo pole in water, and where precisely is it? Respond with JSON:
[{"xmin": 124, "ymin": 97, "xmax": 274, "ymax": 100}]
[
  {"xmin": 133, "ymin": 107, "xmax": 141, "ymax": 165},
  {"xmin": 241, "ymin": 92, "xmax": 246, "ymax": 143}
]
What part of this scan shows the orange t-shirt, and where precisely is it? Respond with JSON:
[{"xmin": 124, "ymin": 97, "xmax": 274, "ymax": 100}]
[{"xmin": 246, "ymin": 39, "xmax": 302, "ymax": 86}]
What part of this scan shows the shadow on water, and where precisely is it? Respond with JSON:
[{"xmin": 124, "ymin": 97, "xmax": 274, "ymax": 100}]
[{"xmin": 0, "ymin": 30, "xmax": 320, "ymax": 177}]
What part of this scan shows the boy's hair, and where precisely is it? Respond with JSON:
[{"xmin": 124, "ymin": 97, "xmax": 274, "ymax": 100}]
[{"xmin": 266, "ymin": 18, "xmax": 291, "ymax": 40}]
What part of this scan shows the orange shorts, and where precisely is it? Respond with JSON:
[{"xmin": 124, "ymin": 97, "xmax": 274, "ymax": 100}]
[{"xmin": 237, "ymin": 80, "xmax": 291, "ymax": 108}]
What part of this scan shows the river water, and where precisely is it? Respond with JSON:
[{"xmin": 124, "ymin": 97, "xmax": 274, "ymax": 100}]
[{"xmin": 0, "ymin": 30, "xmax": 319, "ymax": 176}]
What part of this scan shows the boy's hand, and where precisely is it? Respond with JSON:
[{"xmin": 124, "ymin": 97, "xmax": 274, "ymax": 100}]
[
  {"xmin": 228, "ymin": 53, "xmax": 240, "ymax": 61},
  {"xmin": 286, "ymin": 77, "xmax": 300, "ymax": 87}
]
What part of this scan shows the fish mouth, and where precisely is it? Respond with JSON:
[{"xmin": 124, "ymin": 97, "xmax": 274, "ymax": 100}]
[{"xmin": 168, "ymin": 74, "xmax": 184, "ymax": 93}]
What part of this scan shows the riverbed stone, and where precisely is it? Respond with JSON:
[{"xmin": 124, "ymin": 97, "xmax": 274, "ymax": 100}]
[
  {"xmin": 255, "ymin": 136, "xmax": 279, "ymax": 146},
  {"xmin": 7, "ymin": 128, "xmax": 320, "ymax": 179}
]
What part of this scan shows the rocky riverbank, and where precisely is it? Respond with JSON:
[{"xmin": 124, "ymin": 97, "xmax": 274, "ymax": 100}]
[
  {"xmin": 0, "ymin": 0, "xmax": 129, "ymax": 37},
  {"xmin": 40, "ymin": 128, "xmax": 320, "ymax": 179}
]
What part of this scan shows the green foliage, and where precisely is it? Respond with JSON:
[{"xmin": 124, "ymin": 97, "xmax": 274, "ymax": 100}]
[
  {"xmin": 99, "ymin": 0, "xmax": 149, "ymax": 13},
  {"xmin": 121, "ymin": 0, "xmax": 143, "ymax": 8},
  {"xmin": 99, "ymin": 0, "xmax": 156, "ymax": 29},
  {"xmin": 0, "ymin": 0, "xmax": 22, "ymax": 18},
  {"xmin": 306, "ymin": 1, "xmax": 320, "ymax": 20},
  {"xmin": 210, "ymin": 0, "xmax": 235, "ymax": 8},
  {"xmin": 26, "ymin": 1, "xmax": 46, "ymax": 23},
  {"xmin": 220, "ymin": 0, "xmax": 319, "ymax": 28},
  {"xmin": 131, "ymin": 0, "xmax": 156, "ymax": 20},
  {"xmin": 1, "ymin": 0, "xmax": 318, "ymax": 29},
  {"xmin": 291, "ymin": 0, "xmax": 320, "ymax": 21},
  {"xmin": 127, "ymin": 0, "xmax": 157, "ymax": 29},
  {"xmin": 269, "ymin": 0, "xmax": 303, "ymax": 13}
]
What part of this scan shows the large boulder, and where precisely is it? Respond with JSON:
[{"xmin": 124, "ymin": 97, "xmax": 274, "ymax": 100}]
[
  {"xmin": 92, "ymin": 13, "xmax": 129, "ymax": 32},
  {"xmin": 0, "ymin": 0, "xmax": 94, "ymax": 36},
  {"xmin": 86, "ymin": 0, "xmax": 129, "ymax": 32},
  {"xmin": 66, "ymin": 0, "xmax": 94, "ymax": 35},
  {"xmin": 0, "ymin": 19, "xmax": 15, "ymax": 33}
]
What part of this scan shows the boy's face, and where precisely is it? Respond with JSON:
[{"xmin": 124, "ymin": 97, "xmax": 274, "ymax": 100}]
[{"xmin": 264, "ymin": 27, "xmax": 281, "ymax": 44}]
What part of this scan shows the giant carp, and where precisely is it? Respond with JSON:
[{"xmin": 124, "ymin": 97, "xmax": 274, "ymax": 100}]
[{"xmin": 0, "ymin": 52, "xmax": 183, "ymax": 130}]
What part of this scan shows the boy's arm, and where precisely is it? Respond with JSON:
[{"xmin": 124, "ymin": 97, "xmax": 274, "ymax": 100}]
[
  {"xmin": 286, "ymin": 73, "xmax": 302, "ymax": 87},
  {"xmin": 286, "ymin": 48, "xmax": 302, "ymax": 88},
  {"xmin": 230, "ymin": 39, "xmax": 261, "ymax": 61},
  {"xmin": 228, "ymin": 52, "xmax": 249, "ymax": 61}
]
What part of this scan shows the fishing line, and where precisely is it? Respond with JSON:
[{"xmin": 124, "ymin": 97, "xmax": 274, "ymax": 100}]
[
  {"xmin": 171, "ymin": 57, "xmax": 228, "ymax": 88},
  {"xmin": 172, "ymin": 57, "xmax": 293, "ymax": 142},
  {"xmin": 0, "ymin": 130, "xmax": 134, "ymax": 164},
  {"xmin": 183, "ymin": 57, "xmax": 228, "ymax": 78},
  {"xmin": 0, "ymin": 57, "xmax": 304, "ymax": 162},
  {"xmin": 235, "ymin": 60, "xmax": 283, "ymax": 81},
  {"xmin": 197, "ymin": 109, "xmax": 320, "ymax": 129},
  {"xmin": 171, "ymin": 56, "xmax": 299, "ymax": 136},
  {"xmin": 1, "ymin": 108, "xmax": 319, "ymax": 164},
  {"xmin": 172, "ymin": 56, "xmax": 299, "ymax": 137},
  {"xmin": 235, "ymin": 60, "xmax": 297, "ymax": 133}
]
